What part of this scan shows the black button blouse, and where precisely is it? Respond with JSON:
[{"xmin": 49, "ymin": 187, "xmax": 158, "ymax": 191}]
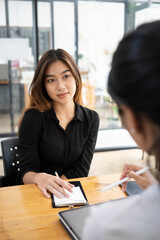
[{"xmin": 17, "ymin": 104, "xmax": 99, "ymax": 184}]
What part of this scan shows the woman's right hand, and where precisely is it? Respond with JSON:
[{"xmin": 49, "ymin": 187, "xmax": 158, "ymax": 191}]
[
  {"xmin": 120, "ymin": 164, "xmax": 157, "ymax": 192},
  {"xmin": 23, "ymin": 172, "xmax": 74, "ymax": 199}
]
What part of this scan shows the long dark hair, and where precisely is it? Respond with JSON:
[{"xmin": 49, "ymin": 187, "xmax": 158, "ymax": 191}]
[{"xmin": 108, "ymin": 21, "xmax": 160, "ymax": 174}]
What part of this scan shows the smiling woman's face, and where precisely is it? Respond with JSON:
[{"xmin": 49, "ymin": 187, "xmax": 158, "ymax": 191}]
[{"xmin": 44, "ymin": 60, "xmax": 77, "ymax": 106}]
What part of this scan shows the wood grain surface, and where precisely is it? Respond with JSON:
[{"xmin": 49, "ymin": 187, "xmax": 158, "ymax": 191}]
[{"xmin": 0, "ymin": 174, "xmax": 126, "ymax": 240}]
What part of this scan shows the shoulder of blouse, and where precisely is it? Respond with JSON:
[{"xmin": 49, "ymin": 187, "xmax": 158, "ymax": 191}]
[
  {"xmin": 23, "ymin": 108, "xmax": 45, "ymax": 119},
  {"xmin": 18, "ymin": 109, "xmax": 48, "ymax": 139},
  {"xmin": 78, "ymin": 105, "xmax": 99, "ymax": 121},
  {"xmin": 24, "ymin": 108, "xmax": 43, "ymax": 114},
  {"xmin": 20, "ymin": 108, "xmax": 45, "ymax": 130}
]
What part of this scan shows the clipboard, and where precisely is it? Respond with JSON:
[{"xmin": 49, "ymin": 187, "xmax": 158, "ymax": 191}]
[{"xmin": 51, "ymin": 181, "xmax": 89, "ymax": 208}]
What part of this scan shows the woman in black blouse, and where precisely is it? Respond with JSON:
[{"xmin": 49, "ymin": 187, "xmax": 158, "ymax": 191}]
[{"xmin": 17, "ymin": 49, "xmax": 99, "ymax": 198}]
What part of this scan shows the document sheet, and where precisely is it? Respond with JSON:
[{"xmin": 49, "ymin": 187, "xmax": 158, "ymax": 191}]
[{"xmin": 54, "ymin": 186, "xmax": 87, "ymax": 207}]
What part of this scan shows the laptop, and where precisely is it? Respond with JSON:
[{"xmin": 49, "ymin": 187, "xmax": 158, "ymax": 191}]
[{"xmin": 58, "ymin": 181, "xmax": 142, "ymax": 240}]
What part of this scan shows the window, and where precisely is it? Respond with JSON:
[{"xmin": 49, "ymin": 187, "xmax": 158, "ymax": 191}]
[
  {"xmin": 54, "ymin": 1, "xmax": 75, "ymax": 57},
  {"xmin": 79, "ymin": 1, "xmax": 124, "ymax": 128},
  {"xmin": 0, "ymin": 0, "xmax": 160, "ymax": 136},
  {"xmin": 0, "ymin": 0, "xmax": 33, "ymax": 134}
]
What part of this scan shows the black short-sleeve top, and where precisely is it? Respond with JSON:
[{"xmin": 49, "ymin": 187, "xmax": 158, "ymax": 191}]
[{"xmin": 17, "ymin": 104, "xmax": 99, "ymax": 184}]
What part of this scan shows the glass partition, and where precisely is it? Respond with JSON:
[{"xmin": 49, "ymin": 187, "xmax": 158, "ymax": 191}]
[
  {"xmin": 38, "ymin": 1, "xmax": 51, "ymax": 56},
  {"xmin": 0, "ymin": 0, "xmax": 160, "ymax": 136},
  {"xmin": 0, "ymin": 0, "xmax": 33, "ymax": 134},
  {"xmin": 135, "ymin": 2, "xmax": 160, "ymax": 27},
  {"xmin": 54, "ymin": 1, "xmax": 75, "ymax": 57},
  {"xmin": 78, "ymin": 1, "xmax": 124, "ymax": 128}
]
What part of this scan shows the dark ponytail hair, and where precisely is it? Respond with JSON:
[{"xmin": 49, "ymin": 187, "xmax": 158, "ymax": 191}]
[{"xmin": 108, "ymin": 21, "xmax": 160, "ymax": 127}]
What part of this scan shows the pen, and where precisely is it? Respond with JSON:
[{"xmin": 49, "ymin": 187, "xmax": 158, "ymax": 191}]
[
  {"xmin": 55, "ymin": 171, "xmax": 60, "ymax": 178},
  {"xmin": 55, "ymin": 171, "xmax": 66, "ymax": 195},
  {"xmin": 100, "ymin": 166, "xmax": 150, "ymax": 192}
]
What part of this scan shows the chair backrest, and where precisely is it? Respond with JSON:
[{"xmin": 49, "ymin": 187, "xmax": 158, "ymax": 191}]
[{"xmin": 1, "ymin": 137, "xmax": 19, "ymax": 186}]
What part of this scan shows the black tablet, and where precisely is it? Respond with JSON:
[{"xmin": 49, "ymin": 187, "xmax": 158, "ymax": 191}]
[{"xmin": 58, "ymin": 195, "xmax": 136, "ymax": 240}]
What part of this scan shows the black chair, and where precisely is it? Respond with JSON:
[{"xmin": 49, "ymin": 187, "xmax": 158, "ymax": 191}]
[{"xmin": 0, "ymin": 137, "xmax": 19, "ymax": 187}]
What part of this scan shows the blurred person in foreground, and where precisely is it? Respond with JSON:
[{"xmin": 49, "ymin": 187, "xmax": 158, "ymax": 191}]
[{"xmin": 82, "ymin": 21, "xmax": 160, "ymax": 240}]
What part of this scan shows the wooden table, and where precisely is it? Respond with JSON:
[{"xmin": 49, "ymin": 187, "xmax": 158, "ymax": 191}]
[{"xmin": 0, "ymin": 174, "xmax": 126, "ymax": 240}]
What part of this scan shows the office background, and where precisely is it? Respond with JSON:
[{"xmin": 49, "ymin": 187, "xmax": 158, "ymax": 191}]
[
  {"xmin": 0, "ymin": 0, "xmax": 159, "ymax": 175},
  {"xmin": 1, "ymin": 0, "xmax": 160, "ymax": 136}
]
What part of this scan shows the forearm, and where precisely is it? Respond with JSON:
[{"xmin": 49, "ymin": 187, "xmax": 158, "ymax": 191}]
[
  {"xmin": 64, "ymin": 111, "xmax": 99, "ymax": 179},
  {"xmin": 23, "ymin": 171, "xmax": 39, "ymax": 184},
  {"xmin": 18, "ymin": 109, "xmax": 42, "ymax": 185}
]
